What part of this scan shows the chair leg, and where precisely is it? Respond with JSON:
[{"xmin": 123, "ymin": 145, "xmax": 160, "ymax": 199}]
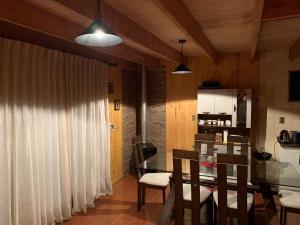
[
  {"xmin": 162, "ymin": 188, "xmax": 166, "ymax": 204},
  {"xmin": 137, "ymin": 184, "xmax": 142, "ymax": 211},
  {"xmin": 280, "ymin": 206, "xmax": 284, "ymax": 225},
  {"xmin": 207, "ymin": 195, "xmax": 213, "ymax": 225},
  {"xmin": 213, "ymin": 202, "xmax": 218, "ymax": 225},
  {"xmin": 174, "ymin": 205, "xmax": 184, "ymax": 225},
  {"xmin": 248, "ymin": 204, "xmax": 254, "ymax": 225},
  {"xmin": 142, "ymin": 186, "xmax": 146, "ymax": 205},
  {"xmin": 283, "ymin": 207, "xmax": 287, "ymax": 225}
]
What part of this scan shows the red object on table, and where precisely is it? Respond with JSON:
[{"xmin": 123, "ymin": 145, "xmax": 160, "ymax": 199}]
[{"xmin": 200, "ymin": 161, "xmax": 216, "ymax": 169}]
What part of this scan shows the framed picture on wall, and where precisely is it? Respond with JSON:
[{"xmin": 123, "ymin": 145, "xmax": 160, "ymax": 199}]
[{"xmin": 289, "ymin": 71, "xmax": 300, "ymax": 101}]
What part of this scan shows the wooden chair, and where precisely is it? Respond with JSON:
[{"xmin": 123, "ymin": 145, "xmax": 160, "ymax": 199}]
[
  {"xmin": 279, "ymin": 188, "xmax": 300, "ymax": 225},
  {"xmin": 213, "ymin": 154, "xmax": 254, "ymax": 225},
  {"xmin": 132, "ymin": 135, "xmax": 171, "ymax": 211},
  {"xmin": 195, "ymin": 133, "xmax": 215, "ymax": 156},
  {"xmin": 227, "ymin": 135, "xmax": 249, "ymax": 156},
  {"xmin": 173, "ymin": 149, "xmax": 212, "ymax": 225}
]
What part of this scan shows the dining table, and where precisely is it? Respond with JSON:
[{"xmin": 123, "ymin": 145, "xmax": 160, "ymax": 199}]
[{"xmin": 137, "ymin": 147, "xmax": 300, "ymax": 225}]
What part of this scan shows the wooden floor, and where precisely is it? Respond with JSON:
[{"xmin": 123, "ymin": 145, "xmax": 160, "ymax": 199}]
[{"xmin": 64, "ymin": 175, "xmax": 299, "ymax": 225}]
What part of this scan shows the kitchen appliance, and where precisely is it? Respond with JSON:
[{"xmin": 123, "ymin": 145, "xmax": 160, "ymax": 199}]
[
  {"xmin": 290, "ymin": 131, "xmax": 300, "ymax": 144},
  {"xmin": 277, "ymin": 130, "xmax": 290, "ymax": 144}
]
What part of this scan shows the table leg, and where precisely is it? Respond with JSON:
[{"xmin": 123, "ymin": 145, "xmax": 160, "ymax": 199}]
[
  {"xmin": 157, "ymin": 187, "xmax": 175, "ymax": 225},
  {"xmin": 259, "ymin": 183, "xmax": 278, "ymax": 221}
]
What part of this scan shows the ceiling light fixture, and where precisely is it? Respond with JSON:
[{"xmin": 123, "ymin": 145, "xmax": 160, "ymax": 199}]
[
  {"xmin": 172, "ymin": 39, "xmax": 192, "ymax": 74},
  {"xmin": 75, "ymin": 0, "xmax": 123, "ymax": 47}
]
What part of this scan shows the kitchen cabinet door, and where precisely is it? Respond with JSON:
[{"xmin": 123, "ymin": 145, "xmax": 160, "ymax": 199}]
[
  {"xmin": 214, "ymin": 89, "xmax": 234, "ymax": 115},
  {"xmin": 197, "ymin": 90, "xmax": 215, "ymax": 114}
]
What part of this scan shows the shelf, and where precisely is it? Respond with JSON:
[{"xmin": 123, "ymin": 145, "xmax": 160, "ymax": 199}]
[
  {"xmin": 280, "ymin": 143, "xmax": 300, "ymax": 148},
  {"xmin": 198, "ymin": 114, "xmax": 232, "ymax": 120},
  {"xmin": 198, "ymin": 125, "xmax": 250, "ymax": 130},
  {"xmin": 198, "ymin": 125, "xmax": 251, "ymax": 137},
  {"xmin": 199, "ymin": 125, "xmax": 233, "ymax": 128}
]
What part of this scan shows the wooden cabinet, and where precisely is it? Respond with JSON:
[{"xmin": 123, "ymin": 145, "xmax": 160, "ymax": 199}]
[
  {"xmin": 214, "ymin": 89, "xmax": 234, "ymax": 115},
  {"xmin": 197, "ymin": 89, "xmax": 251, "ymax": 128},
  {"xmin": 197, "ymin": 89, "xmax": 237, "ymax": 121},
  {"xmin": 197, "ymin": 89, "xmax": 215, "ymax": 114}
]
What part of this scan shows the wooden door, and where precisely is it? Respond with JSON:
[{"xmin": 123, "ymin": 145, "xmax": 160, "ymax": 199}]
[{"xmin": 108, "ymin": 67, "xmax": 123, "ymax": 184}]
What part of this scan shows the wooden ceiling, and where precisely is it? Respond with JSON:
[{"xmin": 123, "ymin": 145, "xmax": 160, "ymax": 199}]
[
  {"xmin": 105, "ymin": 0, "xmax": 203, "ymax": 56},
  {"xmin": 0, "ymin": 0, "xmax": 300, "ymax": 68},
  {"xmin": 182, "ymin": 0, "xmax": 255, "ymax": 53},
  {"xmin": 104, "ymin": 0, "xmax": 300, "ymax": 57}
]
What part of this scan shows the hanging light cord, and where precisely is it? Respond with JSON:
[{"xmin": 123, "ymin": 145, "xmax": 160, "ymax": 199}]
[
  {"xmin": 181, "ymin": 41, "xmax": 184, "ymax": 62},
  {"xmin": 96, "ymin": 0, "xmax": 101, "ymax": 17},
  {"xmin": 179, "ymin": 40, "xmax": 186, "ymax": 63}
]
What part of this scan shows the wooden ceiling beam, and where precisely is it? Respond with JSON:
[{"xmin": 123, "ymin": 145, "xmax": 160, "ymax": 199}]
[
  {"xmin": 262, "ymin": 0, "xmax": 300, "ymax": 21},
  {"xmin": 290, "ymin": 38, "xmax": 300, "ymax": 61},
  {"xmin": 251, "ymin": 0, "xmax": 265, "ymax": 60},
  {"xmin": 25, "ymin": 0, "xmax": 181, "ymax": 63},
  {"xmin": 0, "ymin": 19, "xmax": 139, "ymax": 72},
  {"xmin": 152, "ymin": 0, "xmax": 218, "ymax": 63},
  {"xmin": 0, "ymin": 0, "xmax": 159, "ymax": 68}
]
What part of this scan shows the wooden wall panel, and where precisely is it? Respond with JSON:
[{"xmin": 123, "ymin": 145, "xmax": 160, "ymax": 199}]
[
  {"xmin": 108, "ymin": 66, "xmax": 123, "ymax": 184},
  {"xmin": 165, "ymin": 54, "xmax": 259, "ymax": 169}
]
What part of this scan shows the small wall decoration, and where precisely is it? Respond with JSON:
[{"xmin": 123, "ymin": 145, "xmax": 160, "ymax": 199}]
[
  {"xmin": 108, "ymin": 82, "xmax": 114, "ymax": 94},
  {"xmin": 114, "ymin": 100, "xmax": 120, "ymax": 110}
]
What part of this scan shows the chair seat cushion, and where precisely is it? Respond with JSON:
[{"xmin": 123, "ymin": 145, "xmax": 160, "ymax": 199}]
[
  {"xmin": 279, "ymin": 189, "xmax": 300, "ymax": 209},
  {"xmin": 139, "ymin": 173, "xmax": 171, "ymax": 187},
  {"xmin": 182, "ymin": 183, "xmax": 212, "ymax": 203},
  {"xmin": 199, "ymin": 175, "xmax": 214, "ymax": 181},
  {"xmin": 213, "ymin": 190, "xmax": 253, "ymax": 211},
  {"xmin": 226, "ymin": 178, "xmax": 253, "ymax": 186}
]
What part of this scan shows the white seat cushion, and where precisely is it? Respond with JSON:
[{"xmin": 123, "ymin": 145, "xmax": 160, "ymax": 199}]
[
  {"xmin": 199, "ymin": 175, "xmax": 214, "ymax": 181},
  {"xmin": 213, "ymin": 190, "xmax": 253, "ymax": 211},
  {"xmin": 226, "ymin": 178, "xmax": 253, "ymax": 186},
  {"xmin": 182, "ymin": 183, "xmax": 211, "ymax": 203},
  {"xmin": 279, "ymin": 189, "xmax": 300, "ymax": 209},
  {"xmin": 139, "ymin": 173, "xmax": 171, "ymax": 187}
]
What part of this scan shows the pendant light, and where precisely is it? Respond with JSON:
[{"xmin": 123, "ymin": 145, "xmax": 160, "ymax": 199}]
[
  {"xmin": 172, "ymin": 39, "xmax": 192, "ymax": 74},
  {"xmin": 75, "ymin": 0, "xmax": 123, "ymax": 47}
]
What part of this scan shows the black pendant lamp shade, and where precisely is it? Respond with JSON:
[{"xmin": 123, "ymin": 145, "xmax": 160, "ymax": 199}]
[
  {"xmin": 172, "ymin": 40, "xmax": 191, "ymax": 74},
  {"xmin": 75, "ymin": 0, "xmax": 122, "ymax": 47},
  {"xmin": 172, "ymin": 63, "xmax": 192, "ymax": 74}
]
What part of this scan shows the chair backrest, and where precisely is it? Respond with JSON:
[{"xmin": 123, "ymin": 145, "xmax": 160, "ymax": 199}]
[
  {"xmin": 132, "ymin": 135, "xmax": 144, "ymax": 179},
  {"xmin": 217, "ymin": 154, "xmax": 248, "ymax": 225},
  {"xmin": 227, "ymin": 135, "xmax": 249, "ymax": 156},
  {"xmin": 195, "ymin": 133, "xmax": 215, "ymax": 156},
  {"xmin": 173, "ymin": 149, "xmax": 200, "ymax": 225}
]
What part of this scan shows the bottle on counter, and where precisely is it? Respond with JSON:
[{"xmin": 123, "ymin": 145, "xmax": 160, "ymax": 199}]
[{"xmin": 223, "ymin": 130, "xmax": 228, "ymax": 143}]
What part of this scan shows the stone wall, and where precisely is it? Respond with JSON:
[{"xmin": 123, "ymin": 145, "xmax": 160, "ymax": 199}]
[
  {"xmin": 122, "ymin": 70, "xmax": 139, "ymax": 176},
  {"xmin": 122, "ymin": 67, "xmax": 166, "ymax": 176},
  {"xmin": 146, "ymin": 67, "xmax": 166, "ymax": 154}
]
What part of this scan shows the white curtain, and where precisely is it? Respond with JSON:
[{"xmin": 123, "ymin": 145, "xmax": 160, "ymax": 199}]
[{"xmin": 0, "ymin": 37, "xmax": 112, "ymax": 225}]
